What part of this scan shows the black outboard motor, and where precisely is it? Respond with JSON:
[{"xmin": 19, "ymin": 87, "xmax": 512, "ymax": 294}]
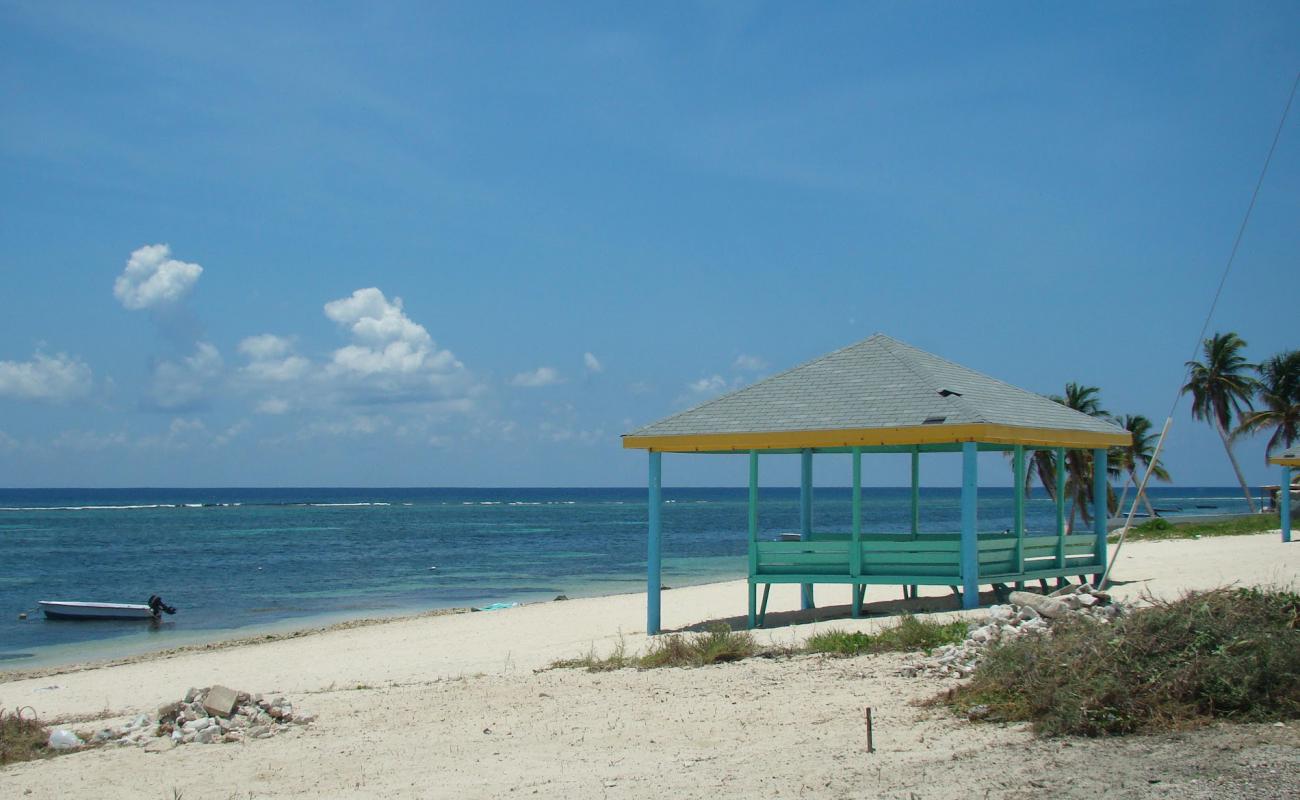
[{"xmin": 147, "ymin": 595, "xmax": 177, "ymax": 618}]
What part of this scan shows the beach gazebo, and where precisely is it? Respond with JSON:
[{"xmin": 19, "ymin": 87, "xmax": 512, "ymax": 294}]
[
  {"xmin": 622, "ymin": 334, "xmax": 1131, "ymax": 634},
  {"xmin": 1268, "ymin": 445, "xmax": 1299, "ymax": 543}
]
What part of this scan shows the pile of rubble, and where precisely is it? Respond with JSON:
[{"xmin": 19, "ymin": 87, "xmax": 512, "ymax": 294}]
[
  {"xmin": 48, "ymin": 685, "xmax": 313, "ymax": 751},
  {"xmin": 900, "ymin": 583, "xmax": 1126, "ymax": 679}
]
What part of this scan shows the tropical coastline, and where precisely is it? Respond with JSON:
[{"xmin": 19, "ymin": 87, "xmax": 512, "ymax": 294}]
[
  {"xmin": 0, "ymin": 486, "xmax": 1271, "ymax": 671},
  {"xmin": 1, "ymin": 532, "xmax": 1296, "ymax": 798}
]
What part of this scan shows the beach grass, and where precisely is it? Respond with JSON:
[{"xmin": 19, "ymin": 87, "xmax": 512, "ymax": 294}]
[
  {"xmin": 552, "ymin": 614, "xmax": 966, "ymax": 672},
  {"xmin": 0, "ymin": 706, "xmax": 50, "ymax": 765},
  {"xmin": 1112, "ymin": 513, "xmax": 1281, "ymax": 542},
  {"xmin": 804, "ymin": 614, "xmax": 967, "ymax": 657},
  {"xmin": 946, "ymin": 586, "xmax": 1300, "ymax": 736},
  {"xmin": 551, "ymin": 626, "xmax": 760, "ymax": 671}
]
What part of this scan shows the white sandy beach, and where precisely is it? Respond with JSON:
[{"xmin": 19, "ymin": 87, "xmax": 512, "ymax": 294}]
[{"xmin": 2, "ymin": 532, "xmax": 1298, "ymax": 799}]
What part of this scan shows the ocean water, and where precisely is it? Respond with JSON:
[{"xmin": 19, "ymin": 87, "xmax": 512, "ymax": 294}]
[{"xmin": 0, "ymin": 486, "xmax": 1260, "ymax": 669}]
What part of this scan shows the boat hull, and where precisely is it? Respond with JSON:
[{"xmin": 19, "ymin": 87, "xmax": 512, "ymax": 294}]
[{"xmin": 39, "ymin": 601, "xmax": 158, "ymax": 621}]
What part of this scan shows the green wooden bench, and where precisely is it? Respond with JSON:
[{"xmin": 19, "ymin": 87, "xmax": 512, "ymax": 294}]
[{"xmin": 748, "ymin": 531, "xmax": 1101, "ymax": 627}]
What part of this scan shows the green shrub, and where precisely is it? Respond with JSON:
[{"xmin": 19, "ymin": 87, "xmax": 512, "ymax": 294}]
[
  {"xmin": 1135, "ymin": 518, "xmax": 1174, "ymax": 532},
  {"xmin": 642, "ymin": 626, "xmax": 758, "ymax": 667},
  {"xmin": 948, "ymin": 587, "xmax": 1300, "ymax": 736},
  {"xmin": 1117, "ymin": 514, "xmax": 1280, "ymax": 542},
  {"xmin": 805, "ymin": 614, "xmax": 967, "ymax": 656}
]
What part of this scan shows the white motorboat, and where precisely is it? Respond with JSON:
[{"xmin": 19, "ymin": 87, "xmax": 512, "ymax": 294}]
[{"xmin": 38, "ymin": 595, "xmax": 177, "ymax": 621}]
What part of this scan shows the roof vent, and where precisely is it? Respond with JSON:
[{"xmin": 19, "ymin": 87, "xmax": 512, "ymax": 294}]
[
  {"xmin": 922, "ymin": 415, "xmax": 947, "ymax": 425},
  {"xmin": 938, "ymin": 389, "xmax": 962, "ymax": 397}
]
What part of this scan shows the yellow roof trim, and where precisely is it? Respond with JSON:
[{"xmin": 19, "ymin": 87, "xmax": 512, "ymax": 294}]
[
  {"xmin": 1268, "ymin": 454, "xmax": 1300, "ymax": 466},
  {"xmin": 622, "ymin": 423, "xmax": 1130, "ymax": 452}
]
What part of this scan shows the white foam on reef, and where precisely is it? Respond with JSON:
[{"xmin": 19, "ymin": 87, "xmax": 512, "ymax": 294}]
[
  {"xmin": 0, "ymin": 504, "xmax": 170, "ymax": 511},
  {"xmin": 308, "ymin": 502, "xmax": 391, "ymax": 507}
]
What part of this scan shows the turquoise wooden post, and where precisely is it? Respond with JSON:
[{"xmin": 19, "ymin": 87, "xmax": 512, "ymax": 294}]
[
  {"xmin": 1281, "ymin": 467, "xmax": 1292, "ymax": 543},
  {"xmin": 799, "ymin": 448, "xmax": 815, "ymax": 610},
  {"xmin": 747, "ymin": 450, "xmax": 759, "ymax": 629},
  {"xmin": 1013, "ymin": 445, "xmax": 1025, "ymax": 577},
  {"xmin": 851, "ymin": 447, "xmax": 863, "ymax": 617},
  {"xmin": 647, "ymin": 451, "xmax": 662, "ymax": 635},
  {"xmin": 960, "ymin": 442, "xmax": 980, "ymax": 609},
  {"xmin": 1093, "ymin": 448, "xmax": 1108, "ymax": 584},
  {"xmin": 1055, "ymin": 447, "xmax": 1067, "ymax": 568},
  {"xmin": 910, "ymin": 448, "xmax": 920, "ymax": 537},
  {"xmin": 909, "ymin": 447, "xmax": 920, "ymax": 598}
]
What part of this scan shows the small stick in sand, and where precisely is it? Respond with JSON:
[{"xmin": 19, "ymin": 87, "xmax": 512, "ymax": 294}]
[{"xmin": 865, "ymin": 706, "xmax": 875, "ymax": 753}]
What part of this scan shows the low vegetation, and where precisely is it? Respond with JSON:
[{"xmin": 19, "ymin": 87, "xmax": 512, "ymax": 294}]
[
  {"xmin": 804, "ymin": 614, "xmax": 966, "ymax": 656},
  {"xmin": 1, "ymin": 706, "xmax": 50, "ymax": 766},
  {"xmin": 551, "ymin": 613, "xmax": 965, "ymax": 672},
  {"xmin": 947, "ymin": 587, "xmax": 1300, "ymax": 736},
  {"xmin": 551, "ymin": 626, "xmax": 760, "ymax": 671},
  {"xmin": 1116, "ymin": 513, "xmax": 1281, "ymax": 542}
]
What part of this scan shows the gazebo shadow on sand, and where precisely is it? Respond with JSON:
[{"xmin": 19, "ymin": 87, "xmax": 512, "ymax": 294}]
[{"xmin": 669, "ymin": 576, "xmax": 1150, "ymax": 634}]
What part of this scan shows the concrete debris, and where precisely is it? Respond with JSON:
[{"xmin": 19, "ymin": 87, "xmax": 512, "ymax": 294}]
[
  {"xmin": 901, "ymin": 583, "xmax": 1126, "ymax": 680},
  {"xmin": 63, "ymin": 685, "xmax": 314, "ymax": 751},
  {"xmin": 201, "ymin": 684, "xmax": 239, "ymax": 717}
]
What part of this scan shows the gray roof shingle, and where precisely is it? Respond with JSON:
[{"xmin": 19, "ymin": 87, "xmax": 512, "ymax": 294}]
[{"xmin": 624, "ymin": 334, "xmax": 1126, "ymax": 440}]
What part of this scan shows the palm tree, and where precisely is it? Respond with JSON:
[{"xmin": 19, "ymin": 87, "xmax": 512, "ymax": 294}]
[
  {"xmin": 1234, "ymin": 349, "xmax": 1300, "ymax": 461},
  {"xmin": 1011, "ymin": 447, "xmax": 1060, "ymax": 506},
  {"xmin": 1182, "ymin": 332, "xmax": 1259, "ymax": 512},
  {"xmin": 1050, "ymin": 383, "xmax": 1111, "ymax": 531},
  {"xmin": 1112, "ymin": 414, "xmax": 1171, "ymax": 518}
]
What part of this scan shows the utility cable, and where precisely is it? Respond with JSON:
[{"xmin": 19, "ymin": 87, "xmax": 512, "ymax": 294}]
[{"xmin": 1102, "ymin": 70, "xmax": 1299, "ymax": 589}]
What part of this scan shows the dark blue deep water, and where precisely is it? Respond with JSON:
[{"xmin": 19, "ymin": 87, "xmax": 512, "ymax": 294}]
[{"xmin": 0, "ymin": 486, "xmax": 1259, "ymax": 668}]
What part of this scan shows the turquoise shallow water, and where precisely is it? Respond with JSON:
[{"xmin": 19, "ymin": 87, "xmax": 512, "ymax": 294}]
[{"xmin": 0, "ymin": 486, "xmax": 1258, "ymax": 669}]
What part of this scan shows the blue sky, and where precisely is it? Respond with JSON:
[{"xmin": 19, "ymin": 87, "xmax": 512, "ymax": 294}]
[{"xmin": 1, "ymin": 2, "xmax": 1297, "ymax": 488}]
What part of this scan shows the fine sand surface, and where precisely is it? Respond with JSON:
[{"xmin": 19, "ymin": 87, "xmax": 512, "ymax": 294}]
[{"xmin": 2, "ymin": 532, "xmax": 1297, "ymax": 798}]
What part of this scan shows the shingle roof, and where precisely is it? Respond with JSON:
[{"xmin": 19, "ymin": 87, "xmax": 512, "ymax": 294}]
[{"xmin": 623, "ymin": 334, "xmax": 1128, "ymax": 449}]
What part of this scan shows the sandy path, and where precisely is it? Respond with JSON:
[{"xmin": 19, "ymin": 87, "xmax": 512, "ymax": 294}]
[{"xmin": 1, "ymin": 532, "xmax": 1296, "ymax": 798}]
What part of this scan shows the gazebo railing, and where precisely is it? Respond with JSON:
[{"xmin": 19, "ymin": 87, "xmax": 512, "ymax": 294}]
[{"xmin": 748, "ymin": 530, "xmax": 1103, "ymax": 627}]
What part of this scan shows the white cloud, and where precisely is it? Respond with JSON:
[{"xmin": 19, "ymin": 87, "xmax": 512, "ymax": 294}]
[
  {"xmin": 134, "ymin": 417, "xmax": 209, "ymax": 451},
  {"xmin": 733, "ymin": 354, "xmax": 767, "ymax": 372},
  {"xmin": 540, "ymin": 421, "xmax": 606, "ymax": 445},
  {"xmin": 511, "ymin": 366, "xmax": 561, "ymax": 388},
  {"xmin": 292, "ymin": 414, "xmax": 392, "ymax": 441},
  {"xmin": 0, "ymin": 430, "xmax": 19, "ymax": 451},
  {"xmin": 688, "ymin": 374, "xmax": 728, "ymax": 395},
  {"xmin": 238, "ymin": 334, "xmax": 292, "ymax": 360},
  {"xmin": 114, "ymin": 244, "xmax": 203, "ymax": 310},
  {"xmin": 0, "ymin": 351, "xmax": 93, "ymax": 402},
  {"xmin": 52, "ymin": 429, "xmax": 129, "ymax": 451},
  {"xmin": 323, "ymin": 288, "xmax": 470, "ymax": 401},
  {"xmin": 583, "ymin": 352, "xmax": 603, "ymax": 373},
  {"xmin": 213, "ymin": 419, "xmax": 250, "ymax": 447},
  {"xmin": 256, "ymin": 397, "xmax": 291, "ymax": 415},
  {"xmin": 238, "ymin": 334, "xmax": 310, "ymax": 382},
  {"xmin": 149, "ymin": 342, "xmax": 223, "ymax": 410}
]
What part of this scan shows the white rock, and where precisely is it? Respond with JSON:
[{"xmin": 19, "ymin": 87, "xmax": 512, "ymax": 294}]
[{"xmin": 1008, "ymin": 591, "xmax": 1070, "ymax": 619}]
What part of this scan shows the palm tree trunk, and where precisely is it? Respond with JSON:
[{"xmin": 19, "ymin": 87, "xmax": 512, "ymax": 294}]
[
  {"xmin": 1116, "ymin": 476, "xmax": 1132, "ymax": 516},
  {"xmin": 1143, "ymin": 491, "xmax": 1157, "ymax": 519},
  {"xmin": 1216, "ymin": 422, "xmax": 1258, "ymax": 513}
]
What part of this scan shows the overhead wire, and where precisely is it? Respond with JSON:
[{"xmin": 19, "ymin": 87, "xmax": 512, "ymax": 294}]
[{"xmin": 1100, "ymin": 70, "xmax": 1299, "ymax": 588}]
